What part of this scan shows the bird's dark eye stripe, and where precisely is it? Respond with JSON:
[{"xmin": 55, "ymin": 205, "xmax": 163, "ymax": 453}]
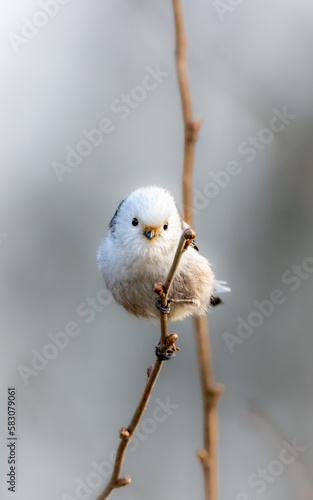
[
  {"xmin": 163, "ymin": 222, "xmax": 168, "ymax": 230},
  {"xmin": 132, "ymin": 218, "xmax": 139, "ymax": 226}
]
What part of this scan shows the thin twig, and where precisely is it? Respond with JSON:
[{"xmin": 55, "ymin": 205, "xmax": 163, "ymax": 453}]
[
  {"xmin": 163, "ymin": 227, "xmax": 196, "ymax": 303},
  {"xmin": 193, "ymin": 318, "xmax": 223, "ymax": 500},
  {"xmin": 172, "ymin": 1, "xmax": 223, "ymax": 499},
  {"xmin": 157, "ymin": 227, "xmax": 196, "ymax": 344},
  {"xmin": 172, "ymin": 0, "xmax": 202, "ymax": 227},
  {"xmin": 96, "ymin": 358, "xmax": 162, "ymax": 500},
  {"xmin": 96, "ymin": 229, "xmax": 192, "ymax": 500}
]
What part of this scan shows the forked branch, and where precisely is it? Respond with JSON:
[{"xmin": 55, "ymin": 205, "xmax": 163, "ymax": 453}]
[{"xmin": 97, "ymin": 2, "xmax": 222, "ymax": 498}]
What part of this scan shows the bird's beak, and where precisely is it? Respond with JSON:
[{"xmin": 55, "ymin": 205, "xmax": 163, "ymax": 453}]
[{"xmin": 143, "ymin": 226, "xmax": 159, "ymax": 240}]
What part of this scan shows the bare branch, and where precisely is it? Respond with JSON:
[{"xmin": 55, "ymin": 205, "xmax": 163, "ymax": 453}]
[
  {"xmin": 194, "ymin": 317, "xmax": 223, "ymax": 500},
  {"xmin": 172, "ymin": 1, "xmax": 223, "ymax": 499},
  {"xmin": 96, "ymin": 228, "xmax": 192, "ymax": 499},
  {"xmin": 172, "ymin": 0, "xmax": 202, "ymax": 226}
]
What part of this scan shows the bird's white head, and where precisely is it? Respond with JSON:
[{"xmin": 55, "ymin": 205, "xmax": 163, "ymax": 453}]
[{"xmin": 109, "ymin": 186, "xmax": 183, "ymax": 257}]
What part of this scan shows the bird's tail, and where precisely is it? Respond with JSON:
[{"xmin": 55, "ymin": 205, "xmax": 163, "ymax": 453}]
[
  {"xmin": 210, "ymin": 280, "xmax": 231, "ymax": 307},
  {"xmin": 215, "ymin": 280, "xmax": 231, "ymax": 294}
]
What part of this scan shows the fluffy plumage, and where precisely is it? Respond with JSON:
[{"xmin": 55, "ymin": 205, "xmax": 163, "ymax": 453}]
[{"xmin": 97, "ymin": 186, "xmax": 228, "ymax": 321}]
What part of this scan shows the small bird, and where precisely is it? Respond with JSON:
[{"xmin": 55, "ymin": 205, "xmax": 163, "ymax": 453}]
[{"xmin": 97, "ymin": 186, "xmax": 229, "ymax": 321}]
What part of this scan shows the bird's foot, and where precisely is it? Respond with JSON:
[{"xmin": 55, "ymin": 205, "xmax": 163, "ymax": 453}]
[
  {"xmin": 155, "ymin": 344, "xmax": 176, "ymax": 360},
  {"xmin": 168, "ymin": 298, "xmax": 200, "ymax": 306},
  {"xmin": 155, "ymin": 334, "xmax": 179, "ymax": 361},
  {"xmin": 155, "ymin": 297, "xmax": 171, "ymax": 315}
]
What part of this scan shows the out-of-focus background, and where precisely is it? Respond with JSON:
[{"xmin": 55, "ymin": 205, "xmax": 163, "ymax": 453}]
[{"xmin": 1, "ymin": 1, "xmax": 313, "ymax": 499}]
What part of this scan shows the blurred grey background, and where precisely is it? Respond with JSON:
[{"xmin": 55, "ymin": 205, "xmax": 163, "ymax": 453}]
[{"xmin": 1, "ymin": 1, "xmax": 313, "ymax": 499}]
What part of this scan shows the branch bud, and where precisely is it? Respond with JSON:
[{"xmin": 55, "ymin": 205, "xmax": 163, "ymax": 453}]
[
  {"xmin": 147, "ymin": 365, "xmax": 154, "ymax": 380},
  {"xmin": 196, "ymin": 448, "xmax": 210, "ymax": 466},
  {"xmin": 116, "ymin": 476, "xmax": 131, "ymax": 488},
  {"xmin": 154, "ymin": 282, "xmax": 164, "ymax": 295},
  {"xmin": 183, "ymin": 227, "xmax": 196, "ymax": 240},
  {"xmin": 165, "ymin": 333, "xmax": 178, "ymax": 346},
  {"xmin": 119, "ymin": 428, "xmax": 130, "ymax": 440},
  {"xmin": 186, "ymin": 119, "xmax": 202, "ymax": 141}
]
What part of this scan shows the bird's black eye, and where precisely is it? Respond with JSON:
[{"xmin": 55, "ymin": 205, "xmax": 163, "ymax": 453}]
[
  {"xmin": 132, "ymin": 218, "xmax": 139, "ymax": 226},
  {"xmin": 163, "ymin": 222, "xmax": 168, "ymax": 230}
]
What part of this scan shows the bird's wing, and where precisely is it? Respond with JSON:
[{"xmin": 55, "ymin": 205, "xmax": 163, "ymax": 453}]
[{"xmin": 109, "ymin": 199, "xmax": 125, "ymax": 231}]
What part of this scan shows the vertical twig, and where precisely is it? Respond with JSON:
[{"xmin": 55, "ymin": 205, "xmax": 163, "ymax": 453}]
[
  {"xmin": 194, "ymin": 317, "xmax": 223, "ymax": 500},
  {"xmin": 172, "ymin": 1, "xmax": 223, "ymax": 499},
  {"xmin": 172, "ymin": 0, "xmax": 202, "ymax": 228}
]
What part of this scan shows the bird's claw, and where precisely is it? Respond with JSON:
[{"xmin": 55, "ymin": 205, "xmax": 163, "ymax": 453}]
[
  {"xmin": 155, "ymin": 297, "xmax": 171, "ymax": 315},
  {"xmin": 155, "ymin": 334, "xmax": 179, "ymax": 361},
  {"xmin": 155, "ymin": 343, "xmax": 176, "ymax": 361}
]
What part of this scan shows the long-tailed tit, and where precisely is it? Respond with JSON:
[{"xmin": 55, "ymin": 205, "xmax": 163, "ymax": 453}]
[{"xmin": 97, "ymin": 186, "xmax": 229, "ymax": 321}]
